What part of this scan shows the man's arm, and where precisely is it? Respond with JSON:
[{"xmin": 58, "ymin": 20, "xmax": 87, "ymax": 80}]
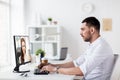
[
  {"xmin": 42, "ymin": 61, "xmax": 84, "ymax": 76},
  {"xmin": 51, "ymin": 61, "xmax": 75, "ymax": 68},
  {"xmin": 58, "ymin": 67, "xmax": 84, "ymax": 76}
]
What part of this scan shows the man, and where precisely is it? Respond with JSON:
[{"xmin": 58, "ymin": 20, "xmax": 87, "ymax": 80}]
[{"xmin": 42, "ymin": 17, "xmax": 114, "ymax": 80}]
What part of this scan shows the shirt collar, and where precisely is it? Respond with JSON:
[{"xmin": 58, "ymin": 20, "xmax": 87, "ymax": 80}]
[{"xmin": 89, "ymin": 36, "xmax": 102, "ymax": 47}]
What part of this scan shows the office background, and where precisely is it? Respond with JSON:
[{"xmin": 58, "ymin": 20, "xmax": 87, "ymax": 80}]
[{"xmin": 0, "ymin": 0, "xmax": 120, "ymax": 66}]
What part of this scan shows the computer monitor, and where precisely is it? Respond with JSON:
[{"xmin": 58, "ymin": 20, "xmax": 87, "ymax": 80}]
[{"xmin": 13, "ymin": 35, "xmax": 31, "ymax": 73}]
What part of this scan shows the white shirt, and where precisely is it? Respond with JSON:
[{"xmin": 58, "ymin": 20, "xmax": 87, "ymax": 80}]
[{"xmin": 73, "ymin": 37, "xmax": 114, "ymax": 80}]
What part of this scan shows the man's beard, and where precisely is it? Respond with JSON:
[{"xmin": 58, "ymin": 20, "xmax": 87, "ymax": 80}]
[{"xmin": 84, "ymin": 36, "xmax": 91, "ymax": 42}]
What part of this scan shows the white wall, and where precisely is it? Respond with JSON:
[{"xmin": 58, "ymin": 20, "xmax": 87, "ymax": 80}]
[
  {"xmin": 11, "ymin": 0, "xmax": 25, "ymax": 35},
  {"xmin": 24, "ymin": 0, "xmax": 120, "ymax": 59},
  {"xmin": 0, "ymin": 0, "xmax": 10, "ymax": 66}
]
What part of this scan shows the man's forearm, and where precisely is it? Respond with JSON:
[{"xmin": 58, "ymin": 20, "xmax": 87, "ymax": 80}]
[
  {"xmin": 52, "ymin": 61, "xmax": 75, "ymax": 68},
  {"xmin": 58, "ymin": 67, "xmax": 84, "ymax": 76}
]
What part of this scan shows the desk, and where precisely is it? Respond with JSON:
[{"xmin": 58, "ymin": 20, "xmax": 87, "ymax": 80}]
[
  {"xmin": 0, "ymin": 71, "xmax": 83, "ymax": 80},
  {"xmin": 0, "ymin": 60, "xmax": 83, "ymax": 80}
]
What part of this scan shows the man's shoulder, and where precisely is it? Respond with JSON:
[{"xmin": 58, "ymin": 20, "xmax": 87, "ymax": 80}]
[
  {"xmin": 91, "ymin": 37, "xmax": 113, "ymax": 55},
  {"xmin": 96, "ymin": 37, "xmax": 111, "ymax": 48}
]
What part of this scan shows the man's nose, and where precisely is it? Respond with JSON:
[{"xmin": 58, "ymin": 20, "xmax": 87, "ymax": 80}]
[{"xmin": 80, "ymin": 31, "xmax": 82, "ymax": 35}]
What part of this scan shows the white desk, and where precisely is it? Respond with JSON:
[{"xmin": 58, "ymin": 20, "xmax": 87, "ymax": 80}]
[
  {"xmin": 0, "ymin": 60, "xmax": 83, "ymax": 80},
  {"xmin": 0, "ymin": 72, "xmax": 83, "ymax": 80}
]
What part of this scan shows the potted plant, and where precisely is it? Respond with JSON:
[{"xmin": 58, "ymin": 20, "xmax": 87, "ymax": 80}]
[
  {"xmin": 48, "ymin": 17, "xmax": 52, "ymax": 25},
  {"xmin": 35, "ymin": 48, "xmax": 45, "ymax": 63}
]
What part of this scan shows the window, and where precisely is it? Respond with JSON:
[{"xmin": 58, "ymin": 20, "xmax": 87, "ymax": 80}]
[{"xmin": 0, "ymin": 0, "xmax": 10, "ymax": 66}]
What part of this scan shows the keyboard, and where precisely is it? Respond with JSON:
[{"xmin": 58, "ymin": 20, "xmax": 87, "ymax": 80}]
[{"xmin": 34, "ymin": 69, "xmax": 49, "ymax": 75}]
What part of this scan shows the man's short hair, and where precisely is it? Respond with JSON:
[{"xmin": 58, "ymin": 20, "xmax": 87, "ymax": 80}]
[{"xmin": 82, "ymin": 17, "xmax": 100, "ymax": 31}]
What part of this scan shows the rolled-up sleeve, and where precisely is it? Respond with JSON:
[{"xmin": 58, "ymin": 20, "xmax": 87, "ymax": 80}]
[{"xmin": 73, "ymin": 54, "xmax": 85, "ymax": 67}]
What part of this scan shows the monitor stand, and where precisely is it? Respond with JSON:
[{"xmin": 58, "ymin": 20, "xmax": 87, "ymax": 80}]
[
  {"xmin": 13, "ymin": 65, "xmax": 30, "ymax": 73},
  {"xmin": 13, "ymin": 61, "xmax": 31, "ymax": 73}
]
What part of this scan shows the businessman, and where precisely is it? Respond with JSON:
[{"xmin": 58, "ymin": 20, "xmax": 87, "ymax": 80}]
[{"xmin": 42, "ymin": 17, "xmax": 114, "ymax": 80}]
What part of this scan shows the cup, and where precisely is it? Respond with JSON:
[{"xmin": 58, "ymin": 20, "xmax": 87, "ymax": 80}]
[
  {"xmin": 38, "ymin": 58, "xmax": 48, "ymax": 69},
  {"xmin": 41, "ymin": 58, "xmax": 48, "ymax": 65}
]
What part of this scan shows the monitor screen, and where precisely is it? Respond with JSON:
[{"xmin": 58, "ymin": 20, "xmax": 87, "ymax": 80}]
[{"xmin": 13, "ymin": 35, "xmax": 31, "ymax": 73}]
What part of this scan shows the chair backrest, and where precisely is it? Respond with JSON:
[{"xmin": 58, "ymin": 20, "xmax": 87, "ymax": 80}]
[{"xmin": 110, "ymin": 54, "xmax": 120, "ymax": 80}]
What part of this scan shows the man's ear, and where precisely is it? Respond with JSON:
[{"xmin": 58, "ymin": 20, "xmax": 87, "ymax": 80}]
[{"xmin": 90, "ymin": 27, "xmax": 95, "ymax": 34}]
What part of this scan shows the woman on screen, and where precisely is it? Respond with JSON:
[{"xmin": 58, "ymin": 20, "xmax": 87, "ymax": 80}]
[{"xmin": 20, "ymin": 38, "xmax": 31, "ymax": 63}]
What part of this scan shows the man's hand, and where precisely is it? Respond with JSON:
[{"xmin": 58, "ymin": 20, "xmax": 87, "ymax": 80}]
[{"xmin": 42, "ymin": 65, "xmax": 57, "ymax": 72}]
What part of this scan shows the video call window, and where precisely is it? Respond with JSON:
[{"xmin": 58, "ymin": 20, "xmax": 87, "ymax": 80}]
[{"xmin": 14, "ymin": 35, "xmax": 31, "ymax": 65}]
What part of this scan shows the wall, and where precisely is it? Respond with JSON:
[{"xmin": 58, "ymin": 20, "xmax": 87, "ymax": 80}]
[
  {"xmin": 11, "ymin": 0, "xmax": 25, "ymax": 35},
  {"xmin": 24, "ymin": 0, "xmax": 120, "ymax": 59},
  {"xmin": 0, "ymin": 0, "xmax": 10, "ymax": 66}
]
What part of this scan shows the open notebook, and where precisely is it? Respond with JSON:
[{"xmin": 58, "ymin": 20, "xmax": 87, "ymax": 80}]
[{"xmin": 51, "ymin": 47, "xmax": 68, "ymax": 60}]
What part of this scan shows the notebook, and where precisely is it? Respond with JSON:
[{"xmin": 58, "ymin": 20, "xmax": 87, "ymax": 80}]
[
  {"xmin": 51, "ymin": 47, "xmax": 68, "ymax": 60},
  {"xmin": 53, "ymin": 47, "xmax": 68, "ymax": 60},
  {"xmin": 59, "ymin": 47, "xmax": 68, "ymax": 60}
]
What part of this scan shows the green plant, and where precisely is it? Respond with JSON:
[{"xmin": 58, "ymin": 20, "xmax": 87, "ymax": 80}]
[
  {"xmin": 48, "ymin": 17, "xmax": 52, "ymax": 21},
  {"xmin": 35, "ymin": 49, "xmax": 45, "ymax": 58}
]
